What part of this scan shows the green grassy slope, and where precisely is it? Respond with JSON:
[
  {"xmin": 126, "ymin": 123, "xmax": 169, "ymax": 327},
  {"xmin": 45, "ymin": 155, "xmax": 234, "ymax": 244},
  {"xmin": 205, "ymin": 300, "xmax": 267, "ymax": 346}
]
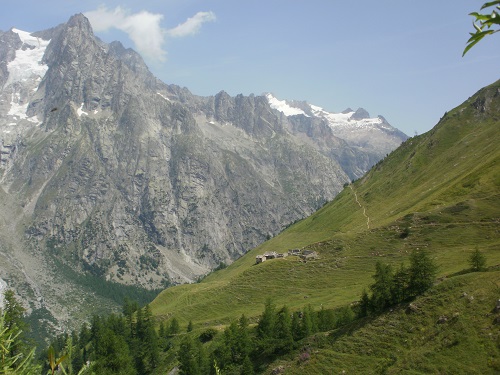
[
  {"xmin": 268, "ymin": 270, "xmax": 500, "ymax": 374},
  {"xmin": 150, "ymin": 80, "xmax": 500, "ymax": 333}
]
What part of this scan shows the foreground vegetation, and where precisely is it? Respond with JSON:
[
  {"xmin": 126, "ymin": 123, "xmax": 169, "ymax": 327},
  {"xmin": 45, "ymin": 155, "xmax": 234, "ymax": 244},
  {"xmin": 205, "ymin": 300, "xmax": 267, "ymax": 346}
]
[{"xmin": 4, "ymin": 253, "xmax": 496, "ymax": 374}]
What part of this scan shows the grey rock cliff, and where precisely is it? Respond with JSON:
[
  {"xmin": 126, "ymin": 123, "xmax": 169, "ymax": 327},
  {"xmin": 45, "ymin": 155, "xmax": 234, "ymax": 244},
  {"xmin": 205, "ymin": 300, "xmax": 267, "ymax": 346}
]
[{"xmin": 0, "ymin": 15, "xmax": 350, "ymax": 289}]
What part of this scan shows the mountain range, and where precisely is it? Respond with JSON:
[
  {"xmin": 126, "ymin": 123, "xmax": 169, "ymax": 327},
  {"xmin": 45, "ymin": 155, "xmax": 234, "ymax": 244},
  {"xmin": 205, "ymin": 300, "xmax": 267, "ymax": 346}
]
[{"xmin": 0, "ymin": 14, "xmax": 406, "ymax": 332}]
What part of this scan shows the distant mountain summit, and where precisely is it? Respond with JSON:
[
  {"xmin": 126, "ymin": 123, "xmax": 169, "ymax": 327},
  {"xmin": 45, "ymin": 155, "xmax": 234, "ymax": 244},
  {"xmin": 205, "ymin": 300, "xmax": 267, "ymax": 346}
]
[
  {"xmin": 265, "ymin": 93, "xmax": 408, "ymax": 177},
  {"xmin": 0, "ymin": 14, "xmax": 406, "ymax": 331}
]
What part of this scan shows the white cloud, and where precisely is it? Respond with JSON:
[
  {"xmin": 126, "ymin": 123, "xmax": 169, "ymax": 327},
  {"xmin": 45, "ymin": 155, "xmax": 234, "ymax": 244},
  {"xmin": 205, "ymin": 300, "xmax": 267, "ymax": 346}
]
[
  {"xmin": 167, "ymin": 11, "xmax": 216, "ymax": 38},
  {"xmin": 84, "ymin": 7, "xmax": 216, "ymax": 62}
]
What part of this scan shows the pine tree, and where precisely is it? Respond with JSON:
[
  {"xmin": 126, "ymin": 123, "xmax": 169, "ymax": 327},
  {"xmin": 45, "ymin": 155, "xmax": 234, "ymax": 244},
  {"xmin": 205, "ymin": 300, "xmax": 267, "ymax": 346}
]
[
  {"xmin": 0, "ymin": 312, "xmax": 40, "ymax": 374},
  {"xmin": 79, "ymin": 323, "xmax": 91, "ymax": 348},
  {"xmin": 301, "ymin": 308, "xmax": 312, "ymax": 338},
  {"xmin": 237, "ymin": 314, "xmax": 251, "ymax": 359},
  {"xmin": 358, "ymin": 289, "xmax": 371, "ymax": 318},
  {"xmin": 274, "ymin": 306, "xmax": 293, "ymax": 353},
  {"xmin": 168, "ymin": 317, "xmax": 180, "ymax": 335},
  {"xmin": 257, "ymin": 299, "xmax": 276, "ymax": 339},
  {"xmin": 307, "ymin": 305, "xmax": 318, "ymax": 334},
  {"xmin": 241, "ymin": 355, "xmax": 254, "ymax": 375},
  {"xmin": 3, "ymin": 290, "xmax": 26, "ymax": 332},
  {"xmin": 317, "ymin": 306, "xmax": 334, "ymax": 331},
  {"xmin": 469, "ymin": 248, "xmax": 486, "ymax": 271},
  {"xmin": 187, "ymin": 320, "xmax": 194, "ymax": 332},
  {"xmin": 178, "ymin": 335, "xmax": 201, "ymax": 375},
  {"xmin": 336, "ymin": 306, "xmax": 355, "ymax": 327},
  {"xmin": 291, "ymin": 312, "xmax": 302, "ymax": 341},
  {"xmin": 370, "ymin": 261, "xmax": 394, "ymax": 312},
  {"xmin": 408, "ymin": 250, "xmax": 437, "ymax": 297},
  {"xmin": 92, "ymin": 328, "xmax": 136, "ymax": 375},
  {"xmin": 159, "ymin": 321, "xmax": 165, "ymax": 339},
  {"xmin": 142, "ymin": 306, "xmax": 159, "ymax": 371},
  {"xmin": 2, "ymin": 289, "xmax": 28, "ymax": 358},
  {"xmin": 301, "ymin": 305, "xmax": 318, "ymax": 338},
  {"xmin": 256, "ymin": 299, "xmax": 277, "ymax": 355},
  {"xmin": 391, "ymin": 263, "xmax": 410, "ymax": 304},
  {"xmin": 222, "ymin": 321, "xmax": 240, "ymax": 366}
]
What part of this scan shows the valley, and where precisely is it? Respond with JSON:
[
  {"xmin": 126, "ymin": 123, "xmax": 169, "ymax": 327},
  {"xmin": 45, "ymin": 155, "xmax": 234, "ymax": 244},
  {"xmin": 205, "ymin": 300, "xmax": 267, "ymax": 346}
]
[{"xmin": 0, "ymin": 9, "xmax": 498, "ymax": 375}]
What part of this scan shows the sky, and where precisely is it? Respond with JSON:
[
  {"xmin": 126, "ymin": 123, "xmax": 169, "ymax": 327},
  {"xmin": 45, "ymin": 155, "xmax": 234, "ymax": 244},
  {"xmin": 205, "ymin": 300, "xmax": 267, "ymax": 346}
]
[{"xmin": 1, "ymin": 1, "xmax": 498, "ymax": 135}]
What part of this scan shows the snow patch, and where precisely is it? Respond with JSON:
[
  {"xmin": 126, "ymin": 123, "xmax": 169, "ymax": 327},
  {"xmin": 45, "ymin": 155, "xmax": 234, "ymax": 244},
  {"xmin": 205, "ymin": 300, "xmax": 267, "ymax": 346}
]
[
  {"xmin": 7, "ymin": 93, "xmax": 28, "ymax": 119},
  {"xmin": 266, "ymin": 94, "xmax": 384, "ymax": 131},
  {"xmin": 157, "ymin": 92, "xmax": 171, "ymax": 101},
  {"xmin": 6, "ymin": 29, "xmax": 50, "ymax": 87},
  {"xmin": 77, "ymin": 103, "xmax": 88, "ymax": 117},
  {"xmin": 310, "ymin": 103, "xmax": 382, "ymax": 129},
  {"xmin": 27, "ymin": 115, "xmax": 42, "ymax": 125},
  {"xmin": 266, "ymin": 93, "xmax": 309, "ymax": 117}
]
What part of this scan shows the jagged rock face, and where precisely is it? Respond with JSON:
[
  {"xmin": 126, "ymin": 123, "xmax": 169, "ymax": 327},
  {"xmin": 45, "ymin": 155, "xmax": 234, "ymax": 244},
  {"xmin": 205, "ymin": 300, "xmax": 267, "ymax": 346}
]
[
  {"xmin": 0, "ymin": 14, "xmax": 408, "ymax": 292},
  {"xmin": 0, "ymin": 14, "xmax": 356, "ymax": 289},
  {"xmin": 0, "ymin": 30, "xmax": 22, "ymax": 88}
]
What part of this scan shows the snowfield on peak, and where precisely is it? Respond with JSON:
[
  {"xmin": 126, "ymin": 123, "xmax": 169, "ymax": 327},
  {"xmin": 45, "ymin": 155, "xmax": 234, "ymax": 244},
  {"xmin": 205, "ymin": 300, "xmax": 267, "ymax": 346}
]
[
  {"xmin": 266, "ymin": 93, "xmax": 385, "ymax": 130},
  {"xmin": 6, "ymin": 29, "xmax": 50, "ymax": 87},
  {"xmin": 266, "ymin": 93, "xmax": 309, "ymax": 117}
]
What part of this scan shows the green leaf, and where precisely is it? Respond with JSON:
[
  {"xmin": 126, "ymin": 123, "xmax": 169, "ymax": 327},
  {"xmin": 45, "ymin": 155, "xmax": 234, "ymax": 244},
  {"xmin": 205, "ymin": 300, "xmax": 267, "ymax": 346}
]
[
  {"xmin": 463, "ymin": 30, "xmax": 495, "ymax": 55},
  {"xmin": 481, "ymin": 0, "xmax": 500, "ymax": 10}
]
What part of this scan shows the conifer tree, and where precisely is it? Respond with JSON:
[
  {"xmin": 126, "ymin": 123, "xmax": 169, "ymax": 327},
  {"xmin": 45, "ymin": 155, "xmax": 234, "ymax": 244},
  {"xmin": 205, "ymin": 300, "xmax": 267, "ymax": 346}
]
[
  {"xmin": 358, "ymin": 289, "xmax": 371, "ymax": 318},
  {"xmin": 159, "ymin": 321, "xmax": 165, "ymax": 339},
  {"xmin": 307, "ymin": 305, "xmax": 318, "ymax": 333},
  {"xmin": 291, "ymin": 312, "xmax": 302, "ymax": 341},
  {"xmin": 2, "ymin": 290, "xmax": 28, "ymax": 358},
  {"xmin": 408, "ymin": 250, "xmax": 437, "ymax": 297},
  {"xmin": 301, "ymin": 305, "xmax": 317, "ymax": 338},
  {"xmin": 257, "ymin": 299, "xmax": 276, "ymax": 339},
  {"xmin": 0, "ymin": 312, "xmax": 40, "ymax": 374},
  {"xmin": 370, "ymin": 261, "xmax": 394, "ymax": 312},
  {"xmin": 318, "ymin": 306, "xmax": 336, "ymax": 331},
  {"xmin": 274, "ymin": 306, "xmax": 293, "ymax": 353},
  {"xmin": 142, "ymin": 305, "xmax": 159, "ymax": 371},
  {"xmin": 92, "ymin": 328, "xmax": 136, "ymax": 375},
  {"xmin": 241, "ymin": 355, "xmax": 255, "ymax": 375},
  {"xmin": 178, "ymin": 335, "xmax": 201, "ymax": 375},
  {"xmin": 469, "ymin": 248, "xmax": 486, "ymax": 271},
  {"xmin": 237, "ymin": 314, "xmax": 251, "ymax": 359},
  {"xmin": 168, "ymin": 317, "xmax": 180, "ymax": 335},
  {"xmin": 391, "ymin": 263, "xmax": 410, "ymax": 304}
]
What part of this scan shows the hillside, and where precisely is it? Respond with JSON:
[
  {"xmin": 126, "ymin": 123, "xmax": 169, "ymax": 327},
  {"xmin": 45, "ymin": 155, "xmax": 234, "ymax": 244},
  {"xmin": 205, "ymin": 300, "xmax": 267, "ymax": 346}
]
[
  {"xmin": 266, "ymin": 270, "xmax": 500, "ymax": 374},
  {"xmin": 150, "ymin": 79, "xmax": 500, "ymax": 351}
]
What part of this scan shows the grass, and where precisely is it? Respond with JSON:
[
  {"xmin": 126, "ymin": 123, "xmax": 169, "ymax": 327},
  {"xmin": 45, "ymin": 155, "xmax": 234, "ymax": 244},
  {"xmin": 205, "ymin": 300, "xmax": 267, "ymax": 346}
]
[
  {"xmin": 271, "ymin": 270, "xmax": 500, "ymax": 374},
  {"xmin": 149, "ymin": 80, "xmax": 500, "ymax": 372}
]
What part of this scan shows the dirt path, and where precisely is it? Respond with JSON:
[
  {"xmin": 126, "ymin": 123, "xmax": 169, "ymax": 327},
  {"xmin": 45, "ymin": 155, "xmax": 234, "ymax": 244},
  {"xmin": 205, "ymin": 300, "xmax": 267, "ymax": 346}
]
[{"xmin": 349, "ymin": 184, "xmax": 370, "ymax": 229}]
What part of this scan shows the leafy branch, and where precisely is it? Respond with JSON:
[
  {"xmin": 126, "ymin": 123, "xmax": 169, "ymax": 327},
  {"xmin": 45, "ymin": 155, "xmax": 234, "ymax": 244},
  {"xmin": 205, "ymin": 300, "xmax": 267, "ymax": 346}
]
[{"xmin": 463, "ymin": 1, "xmax": 500, "ymax": 55}]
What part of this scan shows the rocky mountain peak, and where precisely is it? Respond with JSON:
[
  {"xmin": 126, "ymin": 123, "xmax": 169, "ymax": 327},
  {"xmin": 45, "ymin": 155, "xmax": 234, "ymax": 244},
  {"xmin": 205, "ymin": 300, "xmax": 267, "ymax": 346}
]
[
  {"xmin": 107, "ymin": 41, "xmax": 150, "ymax": 75},
  {"xmin": 0, "ymin": 30, "xmax": 22, "ymax": 87},
  {"xmin": 351, "ymin": 107, "xmax": 370, "ymax": 120}
]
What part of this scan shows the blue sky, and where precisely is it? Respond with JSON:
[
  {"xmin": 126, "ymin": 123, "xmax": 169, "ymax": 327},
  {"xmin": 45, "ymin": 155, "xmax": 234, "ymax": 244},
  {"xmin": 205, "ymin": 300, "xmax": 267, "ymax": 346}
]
[{"xmin": 1, "ymin": 1, "xmax": 498, "ymax": 135}]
